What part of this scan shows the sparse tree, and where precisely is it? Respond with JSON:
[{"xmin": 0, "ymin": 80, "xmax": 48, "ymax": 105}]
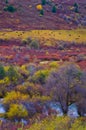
[
  {"xmin": 74, "ymin": 2, "xmax": 79, "ymax": 8},
  {"xmin": 46, "ymin": 63, "xmax": 86, "ymax": 114},
  {"xmin": 7, "ymin": 65, "xmax": 19, "ymax": 82},
  {"xmin": 74, "ymin": 2, "xmax": 79, "ymax": 13},
  {"xmin": 41, "ymin": 0, "xmax": 46, "ymax": 5},
  {"xmin": 40, "ymin": 9, "xmax": 44, "ymax": 15},
  {"xmin": 52, "ymin": 5, "xmax": 57, "ymax": 13}
]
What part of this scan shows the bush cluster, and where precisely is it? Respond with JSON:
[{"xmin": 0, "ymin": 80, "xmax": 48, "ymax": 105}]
[{"xmin": 4, "ymin": 5, "xmax": 16, "ymax": 13}]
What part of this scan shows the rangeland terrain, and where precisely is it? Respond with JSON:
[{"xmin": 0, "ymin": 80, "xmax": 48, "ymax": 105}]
[
  {"xmin": 0, "ymin": 0, "xmax": 86, "ymax": 130},
  {"xmin": 0, "ymin": 29, "xmax": 86, "ymax": 69},
  {"xmin": 0, "ymin": 0, "xmax": 86, "ymax": 30}
]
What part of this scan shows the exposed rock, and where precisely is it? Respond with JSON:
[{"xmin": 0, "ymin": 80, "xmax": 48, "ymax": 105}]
[
  {"xmin": 0, "ymin": 99, "xmax": 6, "ymax": 114},
  {"xmin": 67, "ymin": 104, "xmax": 79, "ymax": 118},
  {"xmin": 47, "ymin": 101, "xmax": 63, "ymax": 116}
]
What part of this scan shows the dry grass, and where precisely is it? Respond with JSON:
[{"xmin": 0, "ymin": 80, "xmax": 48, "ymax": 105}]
[{"xmin": 0, "ymin": 29, "xmax": 86, "ymax": 43}]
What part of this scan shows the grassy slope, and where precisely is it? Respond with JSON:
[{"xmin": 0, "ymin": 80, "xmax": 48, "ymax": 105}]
[
  {"xmin": 0, "ymin": 29, "xmax": 86, "ymax": 43},
  {"xmin": 28, "ymin": 116, "xmax": 86, "ymax": 130}
]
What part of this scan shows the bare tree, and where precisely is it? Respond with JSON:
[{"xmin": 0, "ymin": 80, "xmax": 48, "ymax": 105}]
[{"xmin": 46, "ymin": 63, "xmax": 86, "ymax": 114}]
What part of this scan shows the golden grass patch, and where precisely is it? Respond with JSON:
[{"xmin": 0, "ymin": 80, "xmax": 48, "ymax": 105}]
[{"xmin": 0, "ymin": 29, "xmax": 86, "ymax": 43}]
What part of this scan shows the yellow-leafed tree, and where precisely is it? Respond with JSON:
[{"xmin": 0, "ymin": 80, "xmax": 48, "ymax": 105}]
[{"xmin": 36, "ymin": 4, "xmax": 43, "ymax": 11}]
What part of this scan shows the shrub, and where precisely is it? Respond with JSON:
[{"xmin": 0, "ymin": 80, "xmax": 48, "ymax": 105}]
[
  {"xmin": 74, "ymin": 2, "xmax": 79, "ymax": 13},
  {"xmin": 40, "ymin": 9, "xmax": 44, "ymax": 15},
  {"xmin": 76, "ymin": 54, "xmax": 86, "ymax": 62},
  {"xmin": 74, "ymin": 7, "xmax": 79, "ymax": 13},
  {"xmin": 33, "ymin": 69, "xmax": 50, "ymax": 84},
  {"xmin": 17, "ymin": 82, "xmax": 45, "ymax": 98},
  {"xmin": 6, "ymin": 104, "xmax": 28, "ymax": 120},
  {"xmin": 3, "ymin": 91, "xmax": 29, "ymax": 107},
  {"xmin": 52, "ymin": 5, "xmax": 57, "ymax": 13},
  {"xmin": 4, "ymin": 5, "xmax": 16, "ymax": 13},
  {"xmin": 7, "ymin": 65, "xmax": 19, "ymax": 82},
  {"xmin": 16, "ymin": 82, "xmax": 35, "ymax": 97},
  {"xmin": 21, "ymin": 39, "xmax": 28, "ymax": 45},
  {"xmin": 20, "ymin": 65, "xmax": 29, "ymax": 76},
  {"xmin": 22, "ymin": 38, "xmax": 39, "ymax": 49},
  {"xmin": 30, "ymin": 40, "xmax": 40, "ymax": 49},
  {"xmin": 32, "ymin": 95, "xmax": 51, "ymax": 103},
  {"xmin": 36, "ymin": 4, "xmax": 43, "ymax": 11},
  {"xmin": 0, "ymin": 77, "xmax": 10, "ymax": 86},
  {"xmin": 49, "ymin": 61, "xmax": 59, "ymax": 68},
  {"xmin": 0, "ymin": 64, "xmax": 6, "ymax": 80},
  {"xmin": 22, "ymin": 37, "xmax": 32, "ymax": 46},
  {"xmin": 27, "ymin": 37, "xmax": 32, "ymax": 44},
  {"xmin": 0, "ymin": 85, "xmax": 7, "ymax": 98},
  {"xmin": 74, "ymin": 2, "xmax": 79, "ymax": 8},
  {"xmin": 41, "ymin": 0, "xmax": 46, "ymax": 5},
  {"xmin": 5, "ymin": 0, "xmax": 8, "ymax": 4}
]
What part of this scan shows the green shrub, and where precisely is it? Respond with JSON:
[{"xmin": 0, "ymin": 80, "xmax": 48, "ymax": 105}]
[
  {"xmin": 22, "ymin": 37, "xmax": 32, "ymax": 46},
  {"xmin": 7, "ymin": 65, "xmax": 19, "ymax": 82},
  {"xmin": 22, "ymin": 38, "xmax": 39, "ymax": 49},
  {"xmin": 4, "ymin": 5, "xmax": 16, "ymax": 13},
  {"xmin": 74, "ymin": 2, "xmax": 79, "ymax": 13},
  {"xmin": 0, "ymin": 64, "xmax": 6, "ymax": 80},
  {"xmin": 5, "ymin": 0, "xmax": 8, "ymax": 4},
  {"xmin": 74, "ymin": 7, "xmax": 79, "ymax": 13},
  {"xmin": 30, "ymin": 40, "xmax": 40, "ymax": 49},
  {"xmin": 74, "ymin": 2, "xmax": 79, "ymax": 8},
  {"xmin": 33, "ymin": 69, "xmax": 50, "ymax": 84},
  {"xmin": 41, "ymin": 0, "xmax": 46, "ymax": 5},
  {"xmin": 40, "ymin": 9, "xmax": 44, "ymax": 15},
  {"xmin": 52, "ymin": 5, "xmax": 57, "ymax": 13},
  {"xmin": 21, "ymin": 40, "xmax": 28, "ymax": 45}
]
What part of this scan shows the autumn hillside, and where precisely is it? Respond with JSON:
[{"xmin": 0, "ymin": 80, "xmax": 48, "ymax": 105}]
[
  {"xmin": 0, "ymin": 1, "xmax": 86, "ymax": 130},
  {"xmin": 0, "ymin": 0, "xmax": 86, "ymax": 30}
]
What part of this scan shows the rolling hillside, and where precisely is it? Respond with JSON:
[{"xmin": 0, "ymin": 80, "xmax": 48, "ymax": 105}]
[{"xmin": 0, "ymin": 0, "xmax": 86, "ymax": 30}]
